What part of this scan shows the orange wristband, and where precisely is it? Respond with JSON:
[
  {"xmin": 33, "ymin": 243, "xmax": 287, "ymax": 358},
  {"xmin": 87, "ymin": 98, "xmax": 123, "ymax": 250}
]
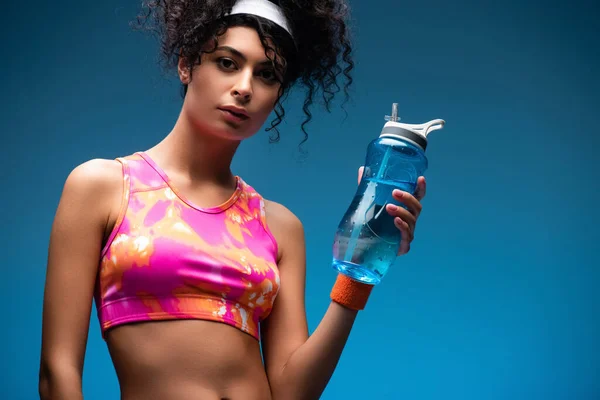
[{"xmin": 330, "ymin": 274, "xmax": 374, "ymax": 310}]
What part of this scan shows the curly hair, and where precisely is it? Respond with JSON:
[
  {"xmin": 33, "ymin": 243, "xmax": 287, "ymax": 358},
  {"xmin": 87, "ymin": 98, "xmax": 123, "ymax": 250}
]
[{"xmin": 133, "ymin": 0, "xmax": 354, "ymax": 144}]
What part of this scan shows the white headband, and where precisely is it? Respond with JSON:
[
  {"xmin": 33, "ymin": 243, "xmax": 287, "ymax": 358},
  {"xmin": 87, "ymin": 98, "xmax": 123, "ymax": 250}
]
[{"xmin": 227, "ymin": 0, "xmax": 293, "ymax": 37}]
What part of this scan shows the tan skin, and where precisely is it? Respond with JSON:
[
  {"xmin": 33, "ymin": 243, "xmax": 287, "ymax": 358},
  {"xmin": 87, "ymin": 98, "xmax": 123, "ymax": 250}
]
[{"xmin": 39, "ymin": 26, "xmax": 426, "ymax": 400}]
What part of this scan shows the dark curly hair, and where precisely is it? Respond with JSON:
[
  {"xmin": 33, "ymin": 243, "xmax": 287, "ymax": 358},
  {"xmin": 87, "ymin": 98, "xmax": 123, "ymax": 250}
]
[{"xmin": 133, "ymin": 0, "xmax": 354, "ymax": 144}]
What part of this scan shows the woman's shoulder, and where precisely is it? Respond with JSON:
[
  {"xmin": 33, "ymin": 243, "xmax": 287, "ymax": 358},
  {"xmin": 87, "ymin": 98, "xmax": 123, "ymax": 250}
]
[
  {"xmin": 64, "ymin": 158, "xmax": 123, "ymax": 194},
  {"xmin": 59, "ymin": 158, "xmax": 125, "ymax": 222},
  {"xmin": 262, "ymin": 198, "xmax": 305, "ymax": 261},
  {"xmin": 238, "ymin": 179, "xmax": 302, "ymax": 231},
  {"xmin": 52, "ymin": 158, "xmax": 127, "ymax": 242},
  {"xmin": 263, "ymin": 199, "xmax": 302, "ymax": 229}
]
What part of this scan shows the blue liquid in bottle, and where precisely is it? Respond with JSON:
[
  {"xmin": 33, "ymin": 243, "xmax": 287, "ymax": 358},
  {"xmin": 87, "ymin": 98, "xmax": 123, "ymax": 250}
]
[{"xmin": 332, "ymin": 103, "xmax": 445, "ymax": 284}]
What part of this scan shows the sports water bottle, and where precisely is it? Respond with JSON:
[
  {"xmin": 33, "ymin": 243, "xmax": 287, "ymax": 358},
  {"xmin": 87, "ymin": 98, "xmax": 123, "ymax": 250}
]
[{"xmin": 332, "ymin": 103, "xmax": 445, "ymax": 285}]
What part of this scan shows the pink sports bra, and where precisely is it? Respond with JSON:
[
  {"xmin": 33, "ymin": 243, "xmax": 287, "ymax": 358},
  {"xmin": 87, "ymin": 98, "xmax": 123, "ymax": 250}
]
[{"xmin": 94, "ymin": 152, "xmax": 280, "ymax": 340}]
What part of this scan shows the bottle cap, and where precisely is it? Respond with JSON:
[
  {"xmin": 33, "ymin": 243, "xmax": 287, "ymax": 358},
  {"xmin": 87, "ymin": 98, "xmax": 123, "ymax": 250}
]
[{"xmin": 380, "ymin": 103, "xmax": 445, "ymax": 151}]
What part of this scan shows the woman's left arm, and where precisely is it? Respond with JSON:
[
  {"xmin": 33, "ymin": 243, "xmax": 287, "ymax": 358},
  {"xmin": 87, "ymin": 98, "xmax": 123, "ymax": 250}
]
[{"xmin": 261, "ymin": 173, "xmax": 426, "ymax": 400}]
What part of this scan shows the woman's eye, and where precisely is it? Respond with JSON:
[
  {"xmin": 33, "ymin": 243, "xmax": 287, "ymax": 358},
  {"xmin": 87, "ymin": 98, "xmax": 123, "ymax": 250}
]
[
  {"xmin": 259, "ymin": 69, "xmax": 279, "ymax": 82},
  {"xmin": 217, "ymin": 58, "xmax": 236, "ymax": 70}
]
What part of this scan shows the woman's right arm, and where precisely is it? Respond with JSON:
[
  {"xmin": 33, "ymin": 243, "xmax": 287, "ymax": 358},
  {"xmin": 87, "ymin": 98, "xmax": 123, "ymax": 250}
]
[{"xmin": 39, "ymin": 159, "xmax": 123, "ymax": 400}]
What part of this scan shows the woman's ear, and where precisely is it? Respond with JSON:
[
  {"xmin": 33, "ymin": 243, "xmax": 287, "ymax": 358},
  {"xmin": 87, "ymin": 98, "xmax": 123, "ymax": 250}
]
[{"xmin": 177, "ymin": 56, "xmax": 190, "ymax": 84}]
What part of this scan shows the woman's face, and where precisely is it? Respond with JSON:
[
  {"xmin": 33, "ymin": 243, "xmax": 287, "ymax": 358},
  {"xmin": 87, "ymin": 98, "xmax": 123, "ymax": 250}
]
[{"xmin": 179, "ymin": 26, "xmax": 284, "ymax": 141}]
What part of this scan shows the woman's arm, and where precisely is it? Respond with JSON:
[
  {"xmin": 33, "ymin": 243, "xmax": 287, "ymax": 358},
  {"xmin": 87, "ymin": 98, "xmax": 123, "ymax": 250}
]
[
  {"xmin": 261, "ymin": 173, "xmax": 425, "ymax": 400},
  {"xmin": 39, "ymin": 159, "xmax": 122, "ymax": 400},
  {"xmin": 260, "ymin": 201, "xmax": 358, "ymax": 400}
]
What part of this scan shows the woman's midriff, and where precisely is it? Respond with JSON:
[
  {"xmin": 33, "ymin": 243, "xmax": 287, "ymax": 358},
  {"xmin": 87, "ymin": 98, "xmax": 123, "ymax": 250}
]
[{"xmin": 105, "ymin": 320, "xmax": 272, "ymax": 400}]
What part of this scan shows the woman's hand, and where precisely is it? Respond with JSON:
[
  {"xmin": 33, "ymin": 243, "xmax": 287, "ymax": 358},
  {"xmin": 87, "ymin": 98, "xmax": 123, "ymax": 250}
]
[{"xmin": 357, "ymin": 166, "xmax": 426, "ymax": 256}]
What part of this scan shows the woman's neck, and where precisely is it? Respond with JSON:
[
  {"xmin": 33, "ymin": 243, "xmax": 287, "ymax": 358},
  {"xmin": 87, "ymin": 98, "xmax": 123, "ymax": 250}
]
[{"xmin": 145, "ymin": 110, "xmax": 241, "ymax": 187}]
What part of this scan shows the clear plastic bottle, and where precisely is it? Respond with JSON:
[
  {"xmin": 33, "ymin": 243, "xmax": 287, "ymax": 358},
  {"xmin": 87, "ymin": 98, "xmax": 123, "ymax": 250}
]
[{"xmin": 332, "ymin": 103, "xmax": 445, "ymax": 284}]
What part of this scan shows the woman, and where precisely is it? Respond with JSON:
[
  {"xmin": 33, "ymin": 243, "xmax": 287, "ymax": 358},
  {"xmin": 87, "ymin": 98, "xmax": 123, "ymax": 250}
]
[{"xmin": 39, "ymin": 1, "xmax": 426, "ymax": 399}]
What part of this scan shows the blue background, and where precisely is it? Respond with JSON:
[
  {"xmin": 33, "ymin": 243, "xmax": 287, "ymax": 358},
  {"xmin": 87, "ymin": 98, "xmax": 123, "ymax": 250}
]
[{"xmin": 2, "ymin": 0, "xmax": 599, "ymax": 399}]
